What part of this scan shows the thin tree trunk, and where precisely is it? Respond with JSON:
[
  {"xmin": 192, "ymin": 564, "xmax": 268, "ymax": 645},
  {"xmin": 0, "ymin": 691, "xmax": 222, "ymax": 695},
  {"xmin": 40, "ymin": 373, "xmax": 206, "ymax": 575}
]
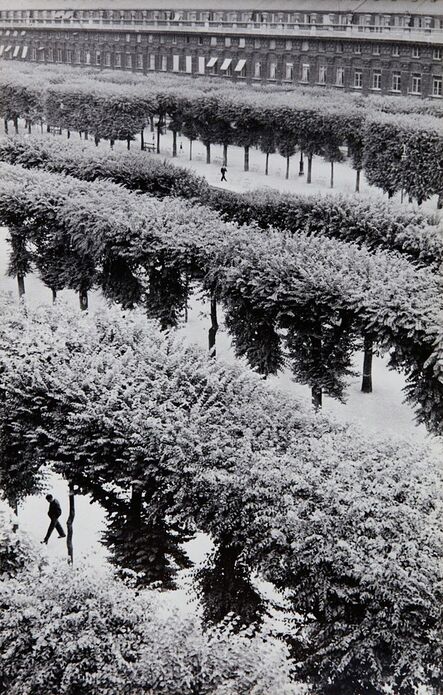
[
  {"xmin": 84, "ymin": 130, "xmax": 89, "ymax": 140},
  {"xmin": 299, "ymin": 150, "xmax": 304, "ymax": 176},
  {"xmin": 330, "ymin": 160, "xmax": 334, "ymax": 189},
  {"xmin": 285, "ymin": 155, "xmax": 290, "ymax": 180},
  {"xmin": 67, "ymin": 481, "xmax": 75, "ymax": 566},
  {"xmin": 244, "ymin": 146, "xmax": 249, "ymax": 172},
  {"xmin": 140, "ymin": 127, "xmax": 145, "ymax": 151},
  {"xmin": 172, "ymin": 129, "xmax": 177, "ymax": 157},
  {"xmin": 46, "ymin": 124, "xmax": 51, "ymax": 133},
  {"xmin": 189, "ymin": 138, "xmax": 193, "ymax": 160},
  {"xmin": 4, "ymin": 118, "xmax": 8, "ymax": 134},
  {"xmin": 223, "ymin": 143, "xmax": 228, "ymax": 167},
  {"xmin": 17, "ymin": 273, "xmax": 25, "ymax": 298},
  {"xmin": 27, "ymin": 120, "xmax": 32, "ymax": 134},
  {"xmin": 265, "ymin": 152, "xmax": 269, "ymax": 175},
  {"xmin": 208, "ymin": 295, "xmax": 218, "ymax": 355},
  {"xmin": 307, "ymin": 154, "xmax": 313, "ymax": 184},
  {"xmin": 13, "ymin": 116, "xmax": 18, "ymax": 134},
  {"xmin": 127, "ymin": 136, "xmax": 131, "ymax": 150},
  {"xmin": 311, "ymin": 328, "xmax": 322, "ymax": 409},
  {"xmin": 437, "ymin": 192, "xmax": 443, "ymax": 210},
  {"xmin": 150, "ymin": 116, "xmax": 154, "ymax": 132},
  {"xmin": 79, "ymin": 288, "xmax": 88, "ymax": 311},
  {"xmin": 110, "ymin": 139, "xmax": 114, "ymax": 149},
  {"xmin": 361, "ymin": 336, "xmax": 373, "ymax": 393},
  {"xmin": 130, "ymin": 483, "xmax": 143, "ymax": 519},
  {"xmin": 94, "ymin": 135, "xmax": 99, "ymax": 146},
  {"xmin": 40, "ymin": 120, "xmax": 44, "ymax": 134},
  {"xmin": 156, "ymin": 122, "xmax": 162, "ymax": 154},
  {"xmin": 67, "ymin": 129, "xmax": 71, "ymax": 139},
  {"xmin": 206, "ymin": 142, "xmax": 211, "ymax": 164},
  {"xmin": 51, "ymin": 288, "xmax": 57, "ymax": 303},
  {"xmin": 355, "ymin": 168, "xmax": 361, "ymax": 193}
]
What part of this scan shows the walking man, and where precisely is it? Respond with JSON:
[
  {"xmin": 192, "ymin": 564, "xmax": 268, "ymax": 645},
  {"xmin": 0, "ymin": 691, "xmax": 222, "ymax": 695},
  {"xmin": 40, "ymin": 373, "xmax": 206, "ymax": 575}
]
[
  {"xmin": 220, "ymin": 165, "xmax": 227, "ymax": 182},
  {"xmin": 42, "ymin": 494, "xmax": 66, "ymax": 544}
]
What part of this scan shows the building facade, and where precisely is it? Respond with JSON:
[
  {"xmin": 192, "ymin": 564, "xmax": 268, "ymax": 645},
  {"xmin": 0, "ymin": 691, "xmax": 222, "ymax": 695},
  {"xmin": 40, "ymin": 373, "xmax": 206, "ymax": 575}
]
[{"xmin": 0, "ymin": 1, "xmax": 442, "ymax": 98}]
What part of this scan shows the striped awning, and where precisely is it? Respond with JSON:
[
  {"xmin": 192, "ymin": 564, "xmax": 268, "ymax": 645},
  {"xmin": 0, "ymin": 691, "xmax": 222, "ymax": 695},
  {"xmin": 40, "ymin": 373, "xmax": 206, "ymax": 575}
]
[
  {"xmin": 0, "ymin": 46, "xmax": 4, "ymax": 56},
  {"xmin": 4, "ymin": 45, "xmax": 12, "ymax": 53},
  {"xmin": 13, "ymin": 45, "xmax": 20, "ymax": 57},
  {"xmin": 22, "ymin": 45, "xmax": 28, "ymax": 58},
  {"xmin": 220, "ymin": 58, "xmax": 232, "ymax": 71},
  {"xmin": 38, "ymin": 46, "xmax": 45, "ymax": 51},
  {"xmin": 206, "ymin": 56, "xmax": 217, "ymax": 68},
  {"xmin": 234, "ymin": 59, "xmax": 247, "ymax": 72}
]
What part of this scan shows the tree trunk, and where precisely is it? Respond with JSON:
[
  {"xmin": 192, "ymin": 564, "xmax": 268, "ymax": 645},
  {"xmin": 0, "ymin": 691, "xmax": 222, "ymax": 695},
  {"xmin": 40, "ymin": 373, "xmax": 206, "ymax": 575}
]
[
  {"xmin": 206, "ymin": 142, "xmax": 211, "ymax": 164},
  {"xmin": 361, "ymin": 336, "xmax": 373, "ymax": 393},
  {"xmin": 330, "ymin": 160, "xmax": 334, "ymax": 189},
  {"xmin": 150, "ymin": 116, "xmax": 154, "ymax": 132},
  {"xmin": 17, "ymin": 273, "xmax": 25, "ymax": 298},
  {"xmin": 46, "ymin": 124, "xmax": 51, "ymax": 133},
  {"xmin": 79, "ymin": 288, "xmax": 88, "ymax": 311},
  {"xmin": 189, "ymin": 138, "xmax": 193, "ymax": 160},
  {"xmin": 172, "ymin": 129, "xmax": 177, "ymax": 157},
  {"xmin": 140, "ymin": 128, "xmax": 145, "ymax": 151},
  {"xmin": 156, "ymin": 124, "xmax": 162, "ymax": 154},
  {"xmin": 311, "ymin": 329, "xmax": 322, "ymax": 409},
  {"xmin": 40, "ymin": 120, "xmax": 44, "ymax": 134},
  {"xmin": 27, "ymin": 120, "xmax": 32, "ymax": 134},
  {"xmin": 208, "ymin": 295, "xmax": 218, "ymax": 355},
  {"xmin": 110, "ymin": 139, "xmax": 114, "ymax": 149},
  {"xmin": 265, "ymin": 152, "xmax": 269, "ymax": 175},
  {"xmin": 355, "ymin": 168, "xmax": 361, "ymax": 193},
  {"xmin": 67, "ymin": 129, "xmax": 71, "ymax": 139},
  {"xmin": 51, "ymin": 288, "xmax": 57, "ymax": 303},
  {"xmin": 223, "ymin": 143, "xmax": 228, "ymax": 167},
  {"xmin": 3, "ymin": 118, "xmax": 8, "ymax": 134},
  {"xmin": 66, "ymin": 481, "xmax": 75, "ymax": 566},
  {"xmin": 13, "ymin": 116, "xmax": 18, "ymax": 134},
  {"xmin": 84, "ymin": 130, "xmax": 89, "ymax": 140},
  {"xmin": 311, "ymin": 385, "xmax": 322, "ymax": 410},
  {"xmin": 285, "ymin": 155, "xmax": 290, "ymax": 180},
  {"xmin": 437, "ymin": 192, "xmax": 443, "ymax": 210},
  {"xmin": 244, "ymin": 146, "xmax": 249, "ymax": 172},
  {"xmin": 307, "ymin": 154, "xmax": 313, "ymax": 184},
  {"xmin": 299, "ymin": 150, "xmax": 304, "ymax": 176},
  {"xmin": 127, "ymin": 136, "xmax": 131, "ymax": 150},
  {"xmin": 130, "ymin": 483, "xmax": 143, "ymax": 520}
]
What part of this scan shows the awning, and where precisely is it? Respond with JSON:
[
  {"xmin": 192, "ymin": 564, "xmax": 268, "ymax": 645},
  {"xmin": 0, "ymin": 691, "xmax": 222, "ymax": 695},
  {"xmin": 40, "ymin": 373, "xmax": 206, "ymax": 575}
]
[
  {"xmin": 4, "ymin": 45, "xmax": 12, "ymax": 53},
  {"xmin": 220, "ymin": 58, "xmax": 232, "ymax": 71},
  {"xmin": 21, "ymin": 31, "xmax": 26, "ymax": 36},
  {"xmin": 13, "ymin": 46, "xmax": 19, "ymax": 57},
  {"xmin": 22, "ymin": 45, "xmax": 28, "ymax": 58},
  {"xmin": 0, "ymin": 46, "xmax": 4, "ymax": 56},
  {"xmin": 38, "ymin": 46, "xmax": 45, "ymax": 51},
  {"xmin": 234, "ymin": 59, "xmax": 247, "ymax": 72},
  {"xmin": 206, "ymin": 56, "xmax": 217, "ymax": 68}
]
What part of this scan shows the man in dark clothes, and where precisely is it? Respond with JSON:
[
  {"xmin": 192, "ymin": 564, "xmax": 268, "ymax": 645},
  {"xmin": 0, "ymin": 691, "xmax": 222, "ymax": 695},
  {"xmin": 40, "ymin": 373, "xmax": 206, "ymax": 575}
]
[
  {"xmin": 220, "ymin": 165, "xmax": 227, "ymax": 182},
  {"xmin": 42, "ymin": 494, "xmax": 66, "ymax": 544}
]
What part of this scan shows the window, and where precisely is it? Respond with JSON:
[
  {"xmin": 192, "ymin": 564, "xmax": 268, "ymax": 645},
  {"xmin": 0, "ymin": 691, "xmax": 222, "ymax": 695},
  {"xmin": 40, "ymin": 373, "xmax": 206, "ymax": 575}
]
[
  {"xmin": 95, "ymin": 50, "xmax": 101, "ymax": 65},
  {"xmin": 254, "ymin": 61, "xmax": 261, "ymax": 78},
  {"xmin": 66, "ymin": 49, "xmax": 72, "ymax": 62},
  {"xmin": 225, "ymin": 37, "xmax": 231, "ymax": 47},
  {"xmin": 198, "ymin": 56, "xmax": 205, "ymax": 73},
  {"xmin": 301, "ymin": 40, "xmax": 309, "ymax": 51},
  {"xmin": 47, "ymin": 47, "xmax": 53, "ymax": 62},
  {"xmin": 149, "ymin": 54, "xmax": 156, "ymax": 70},
  {"xmin": 185, "ymin": 55, "xmax": 192, "ymax": 73},
  {"xmin": 74, "ymin": 48, "xmax": 81, "ymax": 64},
  {"xmin": 56, "ymin": 48, "xmax": 62, "ymax": 62},
  {"xmin": 372, "ymin": 70, "xmax": 381, "ymax": 90},
  {"xmin": 136, "ymin": 34, "xmax": 141, "ymax": 43},
  {"xmin": 114, "ymin": 52, "xmax": 121, "ymax": 67},
  {"xmin": 173, "ymin": 54, "xmax": 179, "ymax": 71},
  {"xmin": 210, "ymin": 36, "xmax": 217, "ymax": 46},
  {"xmin": 433, "ymin": 48, "xmax": 442, "ymax": 60},
  {"xmin": 254, "ymin": 38, "xmax": 261, "ymax": 48},
  {"xmin": 285, "ymin": 62, "xmax": 293, "ymax": 80},
  {"xmin": 161, "ymin": 54, "xmax": 167, "ymax": 71},
  {"xmin": 126, "ymin": 33, "xmax": 130, "ymax": 42},
  {"xmin": 391, "ymin": 71, "xmax": 401, "ymax": 92},
  {"xmin": 411, "ymin": 73, "xmax": 422, "ymax": 94},
  {"xmin": 336, "ymin": 67, "xmax": 344, "ymax": 86},
  {"xmin": 239, "ymin": 37, "xmax": 245, "ymax": 48},
  {"xmin": 392, "ymin": 45, "xmax": 399, "ymax": 57},
  {"xmin": 372, "ymin": 44, "xmax": 380, "ymax": 56},
  {"xmin": 126, "ymin": 53, "xmax": 132, "ymax": 68},
  {"xmin": 285, "ymin": 40, "xmax": 292, "ymax": 50},
  {"xmin": 318, "ymin": 65, "xmax": 326, "ymax": 84},
  {"xmin": 105, "ymin": 51, "xmax": 111, "ymax": 66},
  {"xmin": 269, "ymin": 39, "xmax": 276, "ymax": 49},
  {"xmin": 354, "ymin": 44, "xmax": 361, "ymax": 54},
  {"xmin": 354, "ymin": 70, "xmax": 362, "ymax": 88},
  {"xmin": 159, "ymin": 35, "xmax": 165, "ymax": 44},
  {"xmin": 114, "ymin": 34, "xmax": 120, "ymax": 42},
  {"xmin": 301, "ymin": 63, "xmax": 310, "ymax": 82},
  {"xmin": 148, "ymin": 34, "xmax": 153, "ymax": 43},
  {"xmin": 198, "ymin": 36, "xmax": 203, "ymax": 45},
  {"xmin": 172, "ymin": 35, "xmax": 177, "ymax": 44},
  {"xmin": 412, "ymin": 46, "xmax": 420, "ymax": 58},
  {"xmin": 269, "ymin": 61, "xmax": 277, "ymax": 79},
  {"xmin": 31, "ymin": 47, "xmax": 37, "ymax": 60},
  {"xmin": 433, "ymin": 76, "xmax": 442, "ymax": 97},
  {"xmin": 336, "ymin": 42, "xmax": 343, "ymax": 53},
  {"xmin": 136, "ymin": 53, "xmax": 143, "ymax": 69}
]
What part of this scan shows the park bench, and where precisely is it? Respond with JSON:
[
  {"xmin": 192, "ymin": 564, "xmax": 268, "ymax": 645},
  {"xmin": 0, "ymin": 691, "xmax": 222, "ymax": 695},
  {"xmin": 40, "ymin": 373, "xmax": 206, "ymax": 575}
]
[{"xmin": 142, "ymin": 142, "xmax": 156, "ymax": 153}]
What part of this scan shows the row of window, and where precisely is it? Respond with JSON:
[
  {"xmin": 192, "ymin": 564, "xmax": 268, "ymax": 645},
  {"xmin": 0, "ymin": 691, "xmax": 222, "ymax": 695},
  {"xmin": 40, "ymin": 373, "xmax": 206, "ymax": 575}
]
[
  {"xmin": 1, "ymin": 7, "xmax": 442, "ymax": 30},
  {"xmin": 3, "ymin": 27, "xmax": 441, "ymax": 59},
  {"xmin": 8, "ymin": 44, "xmax": 439, "ymax": 96}
]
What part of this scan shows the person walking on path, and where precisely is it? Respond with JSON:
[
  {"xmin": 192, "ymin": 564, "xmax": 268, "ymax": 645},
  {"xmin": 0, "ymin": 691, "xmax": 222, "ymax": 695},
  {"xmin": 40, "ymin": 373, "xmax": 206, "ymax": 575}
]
[
  {"xmin": 42, "ymin": 494, "xmax": 66, "ymax": 544},
  {"xmin": 220, "ymin": 165, "xmax": 227, "ymax": 182}
]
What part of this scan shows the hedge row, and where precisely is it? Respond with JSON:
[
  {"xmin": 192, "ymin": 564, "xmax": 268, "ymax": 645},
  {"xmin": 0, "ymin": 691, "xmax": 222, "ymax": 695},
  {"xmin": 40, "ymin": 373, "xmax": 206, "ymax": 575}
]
[
  {"xmin": 1, "ymin": 134, "xmax": 442, "ymax": 267},
  {"xmin": 0, "ymin": 161, "xmax": 442, "ymax": 430},
  {"xmin": 0, "ymin": 62, "xmax": 442, "ymax": 202},
  {"xmin": 0, "ymin": 299, "xmax": 441, "ymax": 694}
]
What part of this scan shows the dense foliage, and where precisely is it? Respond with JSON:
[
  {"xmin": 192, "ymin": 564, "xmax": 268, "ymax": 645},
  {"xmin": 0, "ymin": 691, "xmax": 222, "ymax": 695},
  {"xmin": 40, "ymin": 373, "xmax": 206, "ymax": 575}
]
[
  {"xmin": 0, "ymin": 63, "xmax": 442, "ymax": 202},
  {"xmin": 0, "ymin": 299, "xmax": 441, "ymax": 694},
  {"xmin": 1, "ymin": 135, "xmax": 441, "ymax": 267}
]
